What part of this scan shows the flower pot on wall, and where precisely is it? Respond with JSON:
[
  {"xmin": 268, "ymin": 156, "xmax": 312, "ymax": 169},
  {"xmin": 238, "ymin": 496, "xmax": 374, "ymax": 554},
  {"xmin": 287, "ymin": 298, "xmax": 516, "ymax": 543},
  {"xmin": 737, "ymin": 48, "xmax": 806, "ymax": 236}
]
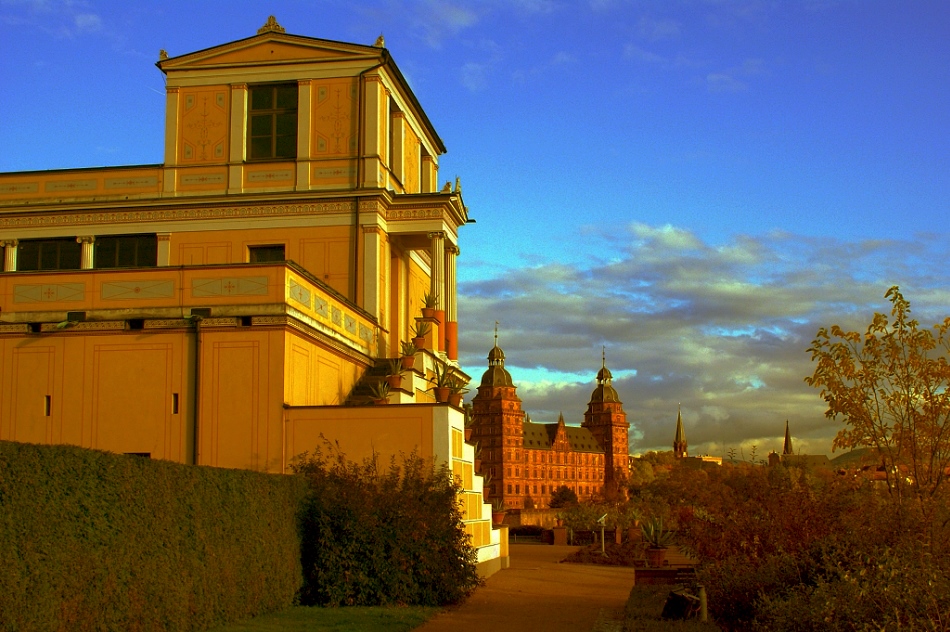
[
  {"xmin": 387, "ymin": 374, "xmax": 402, "ymax": 389},
  {"xmin": 448, "ymin": 392, "xmax": 463, "ymax": 407},
  {"xmin": 434, "ymin": 387, "xmax": 450, "ymax": 403},
  {"xmin": 401, "ymin": 355, "xmax": 416, "ymax": 370},
  {"xmin": 492, "ymin": 511, "xmax": 506, "ymax": 526}
]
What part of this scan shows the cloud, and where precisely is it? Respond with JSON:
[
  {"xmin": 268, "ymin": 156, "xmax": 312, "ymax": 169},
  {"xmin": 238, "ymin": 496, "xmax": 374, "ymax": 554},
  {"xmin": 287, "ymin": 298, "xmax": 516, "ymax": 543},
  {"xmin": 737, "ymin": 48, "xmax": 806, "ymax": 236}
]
[
  {"xmin": 637, "ymin": 16, "xmax": 681, "ymax": 41},
  {"xmin": 1, "ymin": 0, "xmax": 105, "ymax": 38},
  {"xmin": 458, "ymin": 226, "xmax": 950, "ymax": 459}
]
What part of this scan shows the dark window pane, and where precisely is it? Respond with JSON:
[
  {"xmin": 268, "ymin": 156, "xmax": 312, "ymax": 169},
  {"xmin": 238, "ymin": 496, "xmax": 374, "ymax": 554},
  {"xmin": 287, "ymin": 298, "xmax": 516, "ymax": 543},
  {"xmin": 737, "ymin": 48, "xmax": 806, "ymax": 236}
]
[
  {"xmin": 17, "ymin": 238, "xmax": 81, "ymax": 271},
  {"xmin": 276, "ymin": 85, "xmax": 297, "ymax": 108},
  {"xmin": 94, "ymin": 234, "xmax": 157, "ymax": 268},
  {"xmin": 275, "ymin": 113, "xmax": 296, "ymax": 135},
  {"xmin": 249, "ymin": 245, "xmax": 285, "ymax": 263},
  {"xmin": 250, "ymin": 114, "xmax": 272, "ymax": 136},
  {"xmin": 251, "ymin": 88, "xmax": 273, "ymax": 110},
  {"xmin": 275, "ymin": 136, "xmax": 295, "ymax": 159},
  {"xmin": 250, "ymin": 138, "xmax": 271, "ymax": 160},
  {"xmin": 247, "ymin": 83, "xmax": 297, "ymax": 161}
]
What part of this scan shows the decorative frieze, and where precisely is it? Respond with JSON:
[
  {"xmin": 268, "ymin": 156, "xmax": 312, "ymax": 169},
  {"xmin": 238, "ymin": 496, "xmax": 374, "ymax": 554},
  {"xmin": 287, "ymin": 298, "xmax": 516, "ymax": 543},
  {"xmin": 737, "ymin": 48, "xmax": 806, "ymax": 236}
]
[
  {"xmin": 101, "ymin": 280, "xmax": 175, "ymax": 300},
  {"xmin": 192, "ymin": 276, "xmax": 269, "ymax": 298}
]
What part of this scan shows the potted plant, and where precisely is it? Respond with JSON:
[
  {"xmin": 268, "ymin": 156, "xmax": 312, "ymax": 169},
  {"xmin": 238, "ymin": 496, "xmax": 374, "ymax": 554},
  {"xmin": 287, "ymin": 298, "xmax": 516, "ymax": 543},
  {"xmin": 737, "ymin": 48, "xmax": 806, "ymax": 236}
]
[
  {"xmin": 368, "ymin": 380, "xmax": 391, "ymax": 405},
  {"xmin": 555, "ymin": 512, "xmax": 566, "ymax": 527},
  {"xmin": 384, "ymin": 359, "xmax": 403, "ymax": 390},
  {"xmin": 411, "ymin": 320, "xmax": 430, "ymax": 348},
  {"xmin": 491, "ymin": 499, "xmax": 507, "ymax": 526},
  {"xmin": 421, "ymin": 291, "xmax": 438, "ymax": 319},
  {"xmin": 400, "ymin": 340, "xmax": 418, "ymax": 370},
  {"xmin": 447, "ymin": 375, "xmax": 469, "ymax": 407},
  {"xmin": 429, "ymin": 364, "xmax": 452, "ymax": 403},
  {"xmin": 473, "ymin": 442, "xmax": 482, "ymax": 472},
  {"xmin": 641, "ymin": 517, "xmax": 673, "ymax": 567}
]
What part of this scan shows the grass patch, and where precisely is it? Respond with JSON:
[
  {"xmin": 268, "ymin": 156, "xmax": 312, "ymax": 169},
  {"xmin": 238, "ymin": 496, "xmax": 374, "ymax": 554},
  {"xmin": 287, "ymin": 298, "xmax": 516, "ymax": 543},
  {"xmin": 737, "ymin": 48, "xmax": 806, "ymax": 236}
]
[
  {"xmin": 206, "ymin": 606, "xmax": 439, "ymax": 632},
  {"xmin": 623, "ymin": 586, "xmax": 720, "ymax": 631}
]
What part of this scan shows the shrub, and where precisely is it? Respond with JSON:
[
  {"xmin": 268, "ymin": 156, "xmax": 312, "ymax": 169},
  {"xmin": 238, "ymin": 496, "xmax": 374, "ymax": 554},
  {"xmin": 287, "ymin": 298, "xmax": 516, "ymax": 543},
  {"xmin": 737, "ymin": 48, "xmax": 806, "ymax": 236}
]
[
  {"xmin": 293, "ymin": 446, "xmax": 480, "ymax": 607},
  {"xmin": 549, "ymin": 485, "xmax": 579, "ymax": 508}
]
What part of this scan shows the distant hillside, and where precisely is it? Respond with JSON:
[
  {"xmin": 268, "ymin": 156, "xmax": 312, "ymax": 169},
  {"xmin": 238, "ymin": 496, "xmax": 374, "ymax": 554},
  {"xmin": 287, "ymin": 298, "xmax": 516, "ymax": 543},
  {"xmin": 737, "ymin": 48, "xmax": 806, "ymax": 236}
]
[{"xmin": 829, "ymin": 448, "xmax": 880, "ymax": 467}]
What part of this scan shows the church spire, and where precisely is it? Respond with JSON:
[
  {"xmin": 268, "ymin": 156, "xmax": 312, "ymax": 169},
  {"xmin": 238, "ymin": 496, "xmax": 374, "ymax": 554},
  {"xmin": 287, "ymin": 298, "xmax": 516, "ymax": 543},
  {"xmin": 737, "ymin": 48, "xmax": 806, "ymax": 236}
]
[
  {"xmin": 673, "ymin": 405, "xmax": 688, "ymax": 458},
  {"xmin": 783, "ymin": 420, "xmax": 793, "ymax": 455}
]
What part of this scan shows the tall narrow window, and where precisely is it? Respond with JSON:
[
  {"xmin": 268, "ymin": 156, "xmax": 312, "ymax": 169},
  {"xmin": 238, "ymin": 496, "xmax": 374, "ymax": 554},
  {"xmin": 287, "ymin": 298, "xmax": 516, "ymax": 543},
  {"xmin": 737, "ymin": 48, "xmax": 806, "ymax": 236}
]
[{"xmin": 248, "ymin": 83, "xmax": 298, "ymax": 160}]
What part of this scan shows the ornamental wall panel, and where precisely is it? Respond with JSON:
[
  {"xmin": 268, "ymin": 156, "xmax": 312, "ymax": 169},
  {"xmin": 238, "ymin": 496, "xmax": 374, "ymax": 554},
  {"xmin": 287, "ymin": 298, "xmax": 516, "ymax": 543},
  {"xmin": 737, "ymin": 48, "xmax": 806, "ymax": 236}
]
[
  {"xmin": 311, "ymin": 78, "xmax": 358, "ymax": 157},
  {"xmin": 178, "ymin": 87, "xmax": 229, "ymax": 163}
]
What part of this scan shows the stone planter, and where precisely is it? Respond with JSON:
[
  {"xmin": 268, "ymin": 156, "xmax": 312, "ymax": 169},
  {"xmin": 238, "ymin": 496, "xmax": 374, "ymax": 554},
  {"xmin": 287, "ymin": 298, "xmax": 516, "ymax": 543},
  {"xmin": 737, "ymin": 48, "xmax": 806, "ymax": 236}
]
[{"xmin": 646, "ymin": 547, "xmax": 667, "ymax": 568}]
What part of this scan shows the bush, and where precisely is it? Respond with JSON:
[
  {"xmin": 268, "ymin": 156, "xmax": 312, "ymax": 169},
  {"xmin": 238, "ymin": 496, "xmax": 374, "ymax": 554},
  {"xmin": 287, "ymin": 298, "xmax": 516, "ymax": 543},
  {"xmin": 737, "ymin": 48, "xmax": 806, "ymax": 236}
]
[
  {"xmin": 549, "ymin": 485, "xmax": 578, "ymax": 508},
  {"xmin": 293, "ymin": 446, "xmax": 480, "ymax": 607},
  {"xmin": 0, "ymin": 441, "xmax": 307, "ymax": 632}
]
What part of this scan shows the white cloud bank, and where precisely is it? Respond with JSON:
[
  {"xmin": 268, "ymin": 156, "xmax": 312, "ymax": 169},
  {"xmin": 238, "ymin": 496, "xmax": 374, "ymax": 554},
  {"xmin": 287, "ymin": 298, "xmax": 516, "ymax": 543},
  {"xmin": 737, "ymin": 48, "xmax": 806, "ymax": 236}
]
[{"xmin": 458, "ymin": 224, "xmax": 950, "ymax": 458}]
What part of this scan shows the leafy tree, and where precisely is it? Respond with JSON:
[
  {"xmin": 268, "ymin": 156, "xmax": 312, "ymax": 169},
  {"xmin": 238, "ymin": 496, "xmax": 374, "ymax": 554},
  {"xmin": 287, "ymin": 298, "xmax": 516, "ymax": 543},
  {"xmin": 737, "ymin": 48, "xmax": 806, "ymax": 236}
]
[
  {"xmin": 806, "ymin": 286, "xmax": 950, "ymax": 504},
  {"xmin": 549, "ymin": 485, "xmax": 579, "ymax": 508}
]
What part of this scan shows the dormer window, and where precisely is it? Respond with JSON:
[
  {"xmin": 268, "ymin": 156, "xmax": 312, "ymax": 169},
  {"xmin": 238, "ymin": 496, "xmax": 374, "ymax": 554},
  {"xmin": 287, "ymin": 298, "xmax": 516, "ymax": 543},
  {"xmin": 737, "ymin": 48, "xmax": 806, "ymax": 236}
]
[{"xmin": 248, "ymin": 83, "xmax": 298, "ymax": 160}]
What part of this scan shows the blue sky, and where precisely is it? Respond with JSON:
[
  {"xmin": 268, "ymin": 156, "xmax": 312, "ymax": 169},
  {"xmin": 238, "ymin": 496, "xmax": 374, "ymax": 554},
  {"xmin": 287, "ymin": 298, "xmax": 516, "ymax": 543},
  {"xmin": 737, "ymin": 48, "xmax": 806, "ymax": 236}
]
[{"xmin": 2, "ymin": 0, "xmax": 949, "ymax": 457}]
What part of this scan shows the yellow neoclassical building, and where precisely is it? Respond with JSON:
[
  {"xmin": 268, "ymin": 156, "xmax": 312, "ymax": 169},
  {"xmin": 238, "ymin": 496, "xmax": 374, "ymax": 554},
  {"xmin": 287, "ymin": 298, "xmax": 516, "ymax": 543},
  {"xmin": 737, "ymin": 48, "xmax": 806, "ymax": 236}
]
[{"xmin": 0, "ymin": 18, "xmax": 505, "ymax": 573}]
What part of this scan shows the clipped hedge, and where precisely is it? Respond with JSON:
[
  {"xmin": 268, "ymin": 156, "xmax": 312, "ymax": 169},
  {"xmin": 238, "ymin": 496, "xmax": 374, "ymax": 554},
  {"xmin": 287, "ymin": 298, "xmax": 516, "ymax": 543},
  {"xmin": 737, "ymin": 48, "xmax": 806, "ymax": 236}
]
[{"xmin": 0, "ymin": 441, "xmax": 308, "ymax": 632}]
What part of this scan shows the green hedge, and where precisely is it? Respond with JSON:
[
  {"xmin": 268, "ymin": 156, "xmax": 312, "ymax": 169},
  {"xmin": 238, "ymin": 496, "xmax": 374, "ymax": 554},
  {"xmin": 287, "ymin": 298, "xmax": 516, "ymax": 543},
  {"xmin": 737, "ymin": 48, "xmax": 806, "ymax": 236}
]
[{"xmin": 0, "ymin": 441, "xmax": 308, "ymax": 632}]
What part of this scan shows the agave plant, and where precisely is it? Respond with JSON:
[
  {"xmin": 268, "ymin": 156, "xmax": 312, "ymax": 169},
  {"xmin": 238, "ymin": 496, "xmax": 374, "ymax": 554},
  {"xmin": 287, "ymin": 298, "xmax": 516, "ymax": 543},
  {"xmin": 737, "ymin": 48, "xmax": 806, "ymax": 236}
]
[{"xmin": 641, "ymin": 517, "xmax": 674, "ymax": 549}]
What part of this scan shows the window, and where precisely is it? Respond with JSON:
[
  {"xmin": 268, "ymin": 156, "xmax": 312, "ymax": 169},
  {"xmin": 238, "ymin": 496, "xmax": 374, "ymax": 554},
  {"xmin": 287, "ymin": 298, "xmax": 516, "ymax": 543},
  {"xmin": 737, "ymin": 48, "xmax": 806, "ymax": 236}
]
[
  {"xmin": 248, "ymin": 245, "xmax": 285, "ymax": 263},
  {"xmin": 17, "ymin": 238, "xmax": 81, "ymax": 271},
  {"xmin": 248, "ymin": 83, "xmax": 298, "ymax": 160},
  {"xmin": 94, "ymin": 234, "xmax": 157, "ymax": 268}
]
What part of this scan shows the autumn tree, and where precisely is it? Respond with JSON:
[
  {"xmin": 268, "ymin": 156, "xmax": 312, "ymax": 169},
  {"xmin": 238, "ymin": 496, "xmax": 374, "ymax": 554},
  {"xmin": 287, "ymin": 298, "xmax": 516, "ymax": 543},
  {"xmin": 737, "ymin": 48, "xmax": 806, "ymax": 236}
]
[{"xmin": 806, "ymin": 286, "xmax": 950, "ymax": 504}]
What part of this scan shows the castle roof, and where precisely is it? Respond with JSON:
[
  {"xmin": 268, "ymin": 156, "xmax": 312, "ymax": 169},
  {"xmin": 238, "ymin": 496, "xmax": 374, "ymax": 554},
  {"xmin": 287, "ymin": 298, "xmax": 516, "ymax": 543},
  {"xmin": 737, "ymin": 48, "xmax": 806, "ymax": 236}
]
[
  {"xmin": 521, "ymin": 418, "xmax": 604, "ymax": 453},
  {"xmin": 588, "ymin": 352, "xmax": 621, "ymax": 403}
]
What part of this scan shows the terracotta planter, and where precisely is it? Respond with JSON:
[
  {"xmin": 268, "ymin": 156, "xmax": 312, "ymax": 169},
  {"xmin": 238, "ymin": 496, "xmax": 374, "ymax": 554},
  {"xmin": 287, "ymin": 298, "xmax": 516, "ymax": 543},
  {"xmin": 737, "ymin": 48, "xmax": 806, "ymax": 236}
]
[
  {"xmin": 473, "ymin": 458, "xmax": 482, "ymax": 472},
  {"xmin": 401, "ymin": 355, "xmax": 415, "ymax": 370},
  {"xmin": 491, "ymin": 511, "xmax": 506, "ymax": 525},
  {"xmin": 646, "ymin": 547, "xmax": 667, "ymax": 567},
  {"xmin": 421, "ymin": 307, "xmax": 436, "ymax": 319},
  {"xmin": 448, "ymin": 392, "xmax": 463, "ymax": 407},
  {"xmin": 464, "ymin": 427, "xmax": 473, "ymax": 442},
  {"xmin": 555, "ymin": 519, "xmax": 565, "ymax": 527},
  {"xmin": 412, "ymin": 336, "xmax": 426, "ymax": 349},
  {"xmin": 434, "ymin": 386, "xmax": 450, "ymax": 402},
  {"xmin": 373, "ymin": 398, "xmax": 389, "ymax": 405},
  {"xmin": 615, "ymin": 528, "xmax": 623, "ymax": 544},
  {"xmin": 627, "ymin": 526, "xmax": 642, "ymax": 543},
  {"xmin": 387, "ymin": 374, "xmax": 402, "ymax": 389}
]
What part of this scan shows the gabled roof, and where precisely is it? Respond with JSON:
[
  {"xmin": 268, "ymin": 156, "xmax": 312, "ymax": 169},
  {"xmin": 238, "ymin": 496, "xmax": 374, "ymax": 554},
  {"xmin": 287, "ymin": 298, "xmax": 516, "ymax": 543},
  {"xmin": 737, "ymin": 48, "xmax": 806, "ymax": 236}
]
[{"xmin": 156, "ymin": 17, "xmax": 446, "ymax": 154}]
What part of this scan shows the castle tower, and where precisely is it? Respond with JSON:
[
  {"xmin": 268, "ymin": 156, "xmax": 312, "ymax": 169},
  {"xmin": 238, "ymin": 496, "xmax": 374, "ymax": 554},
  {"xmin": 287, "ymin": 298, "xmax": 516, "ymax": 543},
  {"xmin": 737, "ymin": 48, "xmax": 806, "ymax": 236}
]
[
  {"xmin": 582, "ymin": 351, "xmax": 629, "ymax": 485},
  {"xmin": 673, "ymin": 405, "xmax": 688, "ymax": 458},
  {"xmin": 470, "ymin": 328, "xmax": 525, "ymax": 508},
  {"xmin": 783, "ymin": 420, "xmax": 793, "ymax": 455}
]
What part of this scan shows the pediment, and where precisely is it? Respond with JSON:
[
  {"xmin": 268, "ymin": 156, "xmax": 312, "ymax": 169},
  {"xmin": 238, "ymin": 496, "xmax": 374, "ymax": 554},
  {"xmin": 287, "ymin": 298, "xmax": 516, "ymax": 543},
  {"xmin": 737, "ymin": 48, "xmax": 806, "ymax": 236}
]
[{"xmin": 160, "ymin": 33, "xmax": 380, "ymax": 72}]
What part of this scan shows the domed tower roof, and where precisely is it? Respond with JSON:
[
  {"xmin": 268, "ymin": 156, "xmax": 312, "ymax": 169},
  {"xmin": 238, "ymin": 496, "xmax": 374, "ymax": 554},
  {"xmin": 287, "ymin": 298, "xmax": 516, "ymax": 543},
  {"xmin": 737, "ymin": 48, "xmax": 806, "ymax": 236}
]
[
  {"xmin": 480, "ymin": 325, "xmax": 513, "ymax": 387},
  {"xmin": 589, "ymin": 348, "xmax": 620, "ymax": 403}
]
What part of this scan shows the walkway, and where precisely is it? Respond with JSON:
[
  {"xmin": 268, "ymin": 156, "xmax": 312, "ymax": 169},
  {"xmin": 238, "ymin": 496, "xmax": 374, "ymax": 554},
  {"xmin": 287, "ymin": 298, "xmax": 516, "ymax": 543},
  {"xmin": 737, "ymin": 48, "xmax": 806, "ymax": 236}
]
[{"xmin": 416, "ymin": 544, "xmax": 636, "ymax": 632}]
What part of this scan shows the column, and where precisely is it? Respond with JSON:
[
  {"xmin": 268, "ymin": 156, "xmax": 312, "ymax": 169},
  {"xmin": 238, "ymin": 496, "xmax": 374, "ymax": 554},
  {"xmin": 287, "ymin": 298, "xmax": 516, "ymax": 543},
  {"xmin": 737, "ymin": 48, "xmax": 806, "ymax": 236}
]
[
  {"xmin": 77, "ymin": 236, "xmax": 95, "ymax": 269},
  {"xmin": 428, "ymin": 232, "xmax": 445, "ymax": 353},
  {"xmin": 157, "ymin": 233, "xmax": 171, "ymax": 266},
  {"xmin": 1, "ymin": 240, "xmax": 18, "ymax": 272},
  {"xmin": 445, "ymin": 244, "xmax": 459, "ymax": 360}
]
